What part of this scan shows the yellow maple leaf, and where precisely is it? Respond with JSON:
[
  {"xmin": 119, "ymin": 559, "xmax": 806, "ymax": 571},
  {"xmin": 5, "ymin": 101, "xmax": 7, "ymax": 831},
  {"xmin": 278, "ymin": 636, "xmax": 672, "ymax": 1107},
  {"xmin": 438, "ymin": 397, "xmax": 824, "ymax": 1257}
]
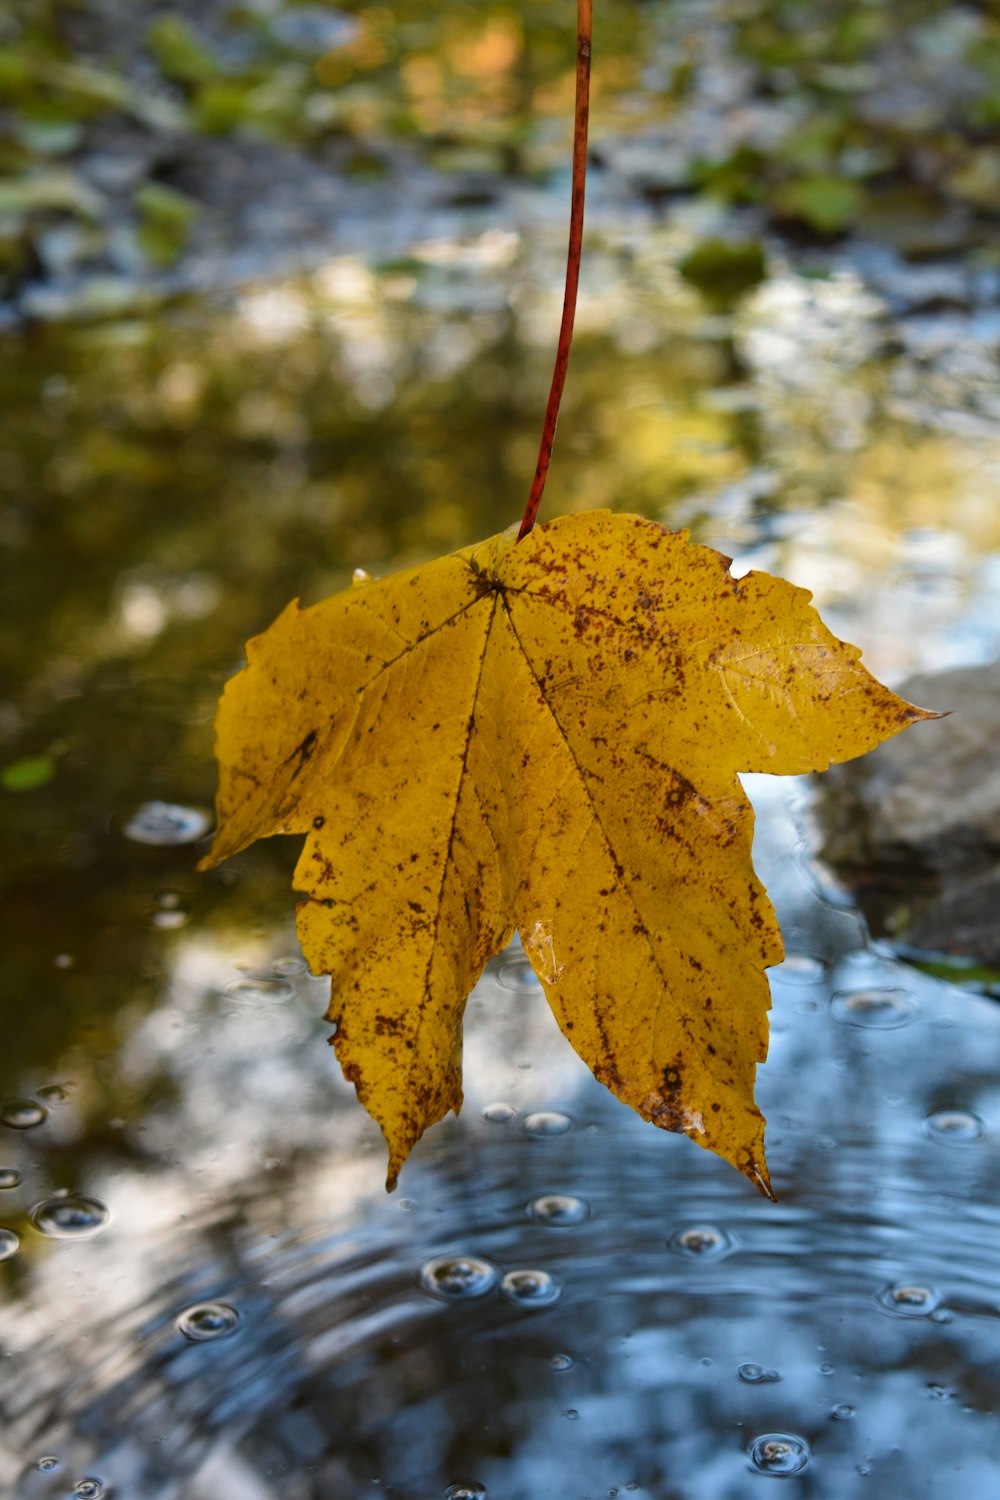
[{"xmin": 200, "ymin": 511, "xmax": 933, "ymax": 1194}]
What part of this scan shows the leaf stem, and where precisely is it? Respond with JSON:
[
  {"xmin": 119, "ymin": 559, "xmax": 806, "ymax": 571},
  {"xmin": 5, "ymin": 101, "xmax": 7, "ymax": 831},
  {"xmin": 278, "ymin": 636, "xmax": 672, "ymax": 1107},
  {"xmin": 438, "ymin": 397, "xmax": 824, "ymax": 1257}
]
[{"xmin": 516, "ymin": 0, "xmax": 592, "ymax": 542}]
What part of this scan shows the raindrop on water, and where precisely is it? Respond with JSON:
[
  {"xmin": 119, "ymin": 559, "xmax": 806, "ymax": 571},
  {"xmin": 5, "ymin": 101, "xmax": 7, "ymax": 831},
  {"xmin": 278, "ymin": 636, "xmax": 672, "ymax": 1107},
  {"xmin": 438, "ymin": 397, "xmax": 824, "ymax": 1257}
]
[
  {"xmin": 1, "ymin": 1099, "xmax": 47, "ymax": 1130},
  {"xmin": 925, "ymin": 1110, "xmax": 984, "ymax": 1143},
  {"xmin": 669, "ymin": 1224, "xmax": 735, "ymax": 1260},
  {"xmin": 830, "ymin": 988, "xmax": 916, "ymax": 1029},
  {"xmin": 36, "ymin": 1083, "xmax": 70, "ymax": 1105},
  {"xmin": 36, "ymin": 1456, "xmax": 60, "ymax": 1472},
  {"xmin": 772, "ymin": 953, "xmax": 827, "ymax": 984},
  {"xmin": 73, "ymin": 1482, "xmax": 104, "ymax": 1499},
  {"xmin": 0, "ymin": 1227, "xmax": 19, "ymax": 1260},
  {"xmin": 832, "ymin": 1403, "xmax": 856, "ymax": 1421},
  {"xmin": 499, "ymin": 1268, "xmax": 562, "ymax": 1307},
  {"xmin": 122, "ymin": 800, "xmax": 211, "ymax": 845},
  {"xmin": 223, "ymin": 977, "xmax": 296, "ymax": 1010},
  {"xmin": 482, "ymin": 1102, "xmax": 516, "ymax": 1124},
  {"xmin": 445, "ymin": 1483, "xmax": 487, "ymax": 1500},
  {"xmin": 152, "ymin": 907, "xmax": 188, "ymax": 930},
  {"xmin": 529, "ymin": 1193, "xmax": 590, "ymax": 1226},
  {"xmin": 419, "ymin": 1256, "xmax": 497, "ymax": 1300},
  {"xmin": 524, "ymin": 1111, "xmax": 572, "ymax": 1137},
  {"xmin": 176, "ymin": 1302, "xmax": 241, "ymax": 1342},
  {"xmin": 562, "ymin": 1408, "xmax": 579, "ymax": 1420},
  {"xmin": 547, "ymin": 1352, "xmax": 574, "ymax": 1370},
  {"xmin": 0, "ymin": 1168, "xmax": 22, "ymax": 1189},
  {"xmin": 877, "ymin": 1282, "xmax": 941, "ymax": 1317},
  {"xmin": 496, "ymin": 960, "xmax": 541, "ymax": 992},
  {"xmin": 31, "ymin": 1195, "xmax": 110, "ymax": 1239},
  {"xmin": 270, "ymin": 956, "xmax": 308, "ymax": 977},
  {"xmin": 738, "ymin": 1363, "xmax": 781, "ymax": 1385},
  {"xmin": 748, "ymin": 1433, "xmax": 811, "ymax": 1476}
]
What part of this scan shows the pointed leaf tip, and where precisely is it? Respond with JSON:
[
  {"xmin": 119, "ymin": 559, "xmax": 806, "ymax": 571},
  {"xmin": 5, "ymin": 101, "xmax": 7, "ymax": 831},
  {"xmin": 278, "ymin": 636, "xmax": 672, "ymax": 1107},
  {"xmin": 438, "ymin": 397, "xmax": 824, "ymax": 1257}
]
[{"xmin": 201, "ymin": 511, "xmax": 940, "ymax": 1194}]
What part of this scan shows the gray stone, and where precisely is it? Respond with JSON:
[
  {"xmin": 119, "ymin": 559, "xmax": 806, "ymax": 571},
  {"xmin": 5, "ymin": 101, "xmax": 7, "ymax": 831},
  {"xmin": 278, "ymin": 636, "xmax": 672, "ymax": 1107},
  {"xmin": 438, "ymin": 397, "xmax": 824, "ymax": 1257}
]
[{"xmin": 816, "ymin": 658, "xmax": 1000, "ymax": 964}]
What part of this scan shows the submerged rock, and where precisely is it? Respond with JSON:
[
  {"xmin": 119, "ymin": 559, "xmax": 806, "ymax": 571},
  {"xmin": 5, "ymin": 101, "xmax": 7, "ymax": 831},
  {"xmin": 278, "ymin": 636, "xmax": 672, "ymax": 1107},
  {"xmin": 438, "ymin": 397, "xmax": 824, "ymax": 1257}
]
[{"xmin": 816, "ymin": 659, "xmax": 1000, "ymax": 964}]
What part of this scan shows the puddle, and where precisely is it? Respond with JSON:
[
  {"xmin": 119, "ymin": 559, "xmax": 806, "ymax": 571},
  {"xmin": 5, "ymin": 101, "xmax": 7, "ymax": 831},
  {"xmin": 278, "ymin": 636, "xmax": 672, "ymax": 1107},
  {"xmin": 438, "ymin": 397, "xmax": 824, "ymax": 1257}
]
[
  {"xmin": 2, "ymin": 784, "xmax": 1000, "ymax": 1498},
  {"xmin": 3, "ymin": 13, "xmax": 1000, "ymax": 1492}
]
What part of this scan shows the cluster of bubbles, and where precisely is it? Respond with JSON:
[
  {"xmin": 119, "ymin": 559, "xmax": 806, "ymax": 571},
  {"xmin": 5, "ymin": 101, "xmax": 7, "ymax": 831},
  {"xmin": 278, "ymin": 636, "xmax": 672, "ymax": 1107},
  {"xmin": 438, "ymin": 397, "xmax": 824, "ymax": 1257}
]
[
  {"xmin": 32, "ymin": 1462, "xmax": 104, "ymax": 1499},
  {"xmin": 737, "ymin": 1362, "xmax": 781, "ymax": 1385},
  {"xmin": 418, "ymin": 1256, "xmax": 563, "ymax": 1308}
]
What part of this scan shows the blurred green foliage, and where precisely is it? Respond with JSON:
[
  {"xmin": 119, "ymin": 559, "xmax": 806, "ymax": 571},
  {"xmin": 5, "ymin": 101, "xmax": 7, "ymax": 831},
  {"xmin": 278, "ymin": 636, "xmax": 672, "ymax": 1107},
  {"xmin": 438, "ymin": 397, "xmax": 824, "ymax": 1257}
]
[{"xmin": 4, "ymin": 0, "xmax": 1000, "ymax": 304}]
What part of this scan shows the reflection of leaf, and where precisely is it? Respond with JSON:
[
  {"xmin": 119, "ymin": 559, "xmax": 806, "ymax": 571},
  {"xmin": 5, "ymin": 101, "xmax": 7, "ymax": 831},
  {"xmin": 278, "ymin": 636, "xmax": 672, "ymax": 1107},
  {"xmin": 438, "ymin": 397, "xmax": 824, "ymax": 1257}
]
[{"xmin": 201, "ymin": 512, "xmax": 932, "ymax": 1193}]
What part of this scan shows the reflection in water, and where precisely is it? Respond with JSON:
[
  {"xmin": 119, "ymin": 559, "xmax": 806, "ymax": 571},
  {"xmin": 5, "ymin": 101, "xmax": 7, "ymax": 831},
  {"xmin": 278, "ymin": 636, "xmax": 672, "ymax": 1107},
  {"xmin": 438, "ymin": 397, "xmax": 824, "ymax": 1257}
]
[
  {"xmin": 2, "ymin": 35, "xmax": 1000, "ymax": 1492},
  {"xmin": 2, "ymin": 780, "xmax": 1000, "ymax": 1496}
]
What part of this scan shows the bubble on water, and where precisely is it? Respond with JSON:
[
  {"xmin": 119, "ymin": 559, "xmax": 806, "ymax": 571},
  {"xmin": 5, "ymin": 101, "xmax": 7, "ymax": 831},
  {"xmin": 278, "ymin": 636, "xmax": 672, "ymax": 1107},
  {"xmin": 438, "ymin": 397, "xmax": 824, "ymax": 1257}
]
[
  {"xmin": 819, "ymin": 1362, "xmax": 834, "ymax": 1375},
  {"xmin": 0, "ymin": 1227, "xmax": 19, "ymax": 1260},
  {"xmin": 500, "ymin": 1268, "xmax": 562, "ymax": 1307},
  {"xmin": 122, "ymin": 800, "xmax": 211, "ymax": 845},
  {"xmin": 832, "ymin": 1403, "xmax": 856, "ymax": 1420},
  {"xmin": 877, "ymin": 1282, "xmax": 941, "ymax": 1316},
  {"xmin": 0, "ymin": 1168, "xmax": 22, "ymax": 1189},
  {"xmin": 36, "ymin": 1083, "xmax": 71, "ymax": 1105},
  {"xmin": 73, "ymin": 1481, "xmax": 104, "ymax": 1499},
  {"xmin": 529, "ymin": 1193, "xmax": 590, "ymax": 1226},
  {"xmin": 748, "ymin": 1433, "xmax": 811, "ymax": 1476},
  {"xmin": 30, "ymin": 1195, "xmax": 111, "ymax": 1239},
  {"xmin": 1, "ymin": 1099, "xmax": 47, "ymax": 1130},
  {"xmin": 36, "ymin": 1456, "xmax": 60, "ymax": 1472},
  {"xmin": 223, "ymin": 977, "xmax": 296, "ymax": 1010},
  {"xmin": 271, "ymin": 956, "xmax": 308, "ymax": 977},
  {"xmin": 152, "ymin": 907, "xmax": 188, "ymax": 930},
  {"xmin": 925, "ymin": 1110, "xmax": 984, "ymax": 1143},
  {"xmin": 398, "ymin": 1198, "xmax": 417, "ymax": 1212},
  {"xmin": 419, "ymin": 1255, "xmax": 498, "ymax": 1300},
  {"xmin": 176, "ymin": 1302, "xmax": 241, "ymax": 1341},
  {"xmin": 445, "ymin": 1483, "xmax": 487, "ymax": 1500},
  {"xmin": 669, "ymin": 1224, "xmax": 735, "ymax": 1260},
  {"xmin": 496, "ymin": 960, "xmax": 542, "ymax": 992},
  {"xmin": 831, "ymin": 988, "xmax": 916, "ymax": 1029},
  {"xmin": 562, "ymin": 1408, "xmax": 579, "ymax": 1420},
  {"xmin": 547, "ymin": 1352, "xmax": 574, "ymax": 1370},
  {"xmin": 772, "ymin": 953, "xmax": 827, "ymax": 984},
  {"xmin": 482, "ymin": 1102, "xmax": 516, "ymax": 1124},
  {"xmin": 738, "ymin": 1363, "xmax": 781, "ymax": 1385},
  {"xmin": 524, "ymin": 1111, "xmax": 572, "ymax": 1137}
]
